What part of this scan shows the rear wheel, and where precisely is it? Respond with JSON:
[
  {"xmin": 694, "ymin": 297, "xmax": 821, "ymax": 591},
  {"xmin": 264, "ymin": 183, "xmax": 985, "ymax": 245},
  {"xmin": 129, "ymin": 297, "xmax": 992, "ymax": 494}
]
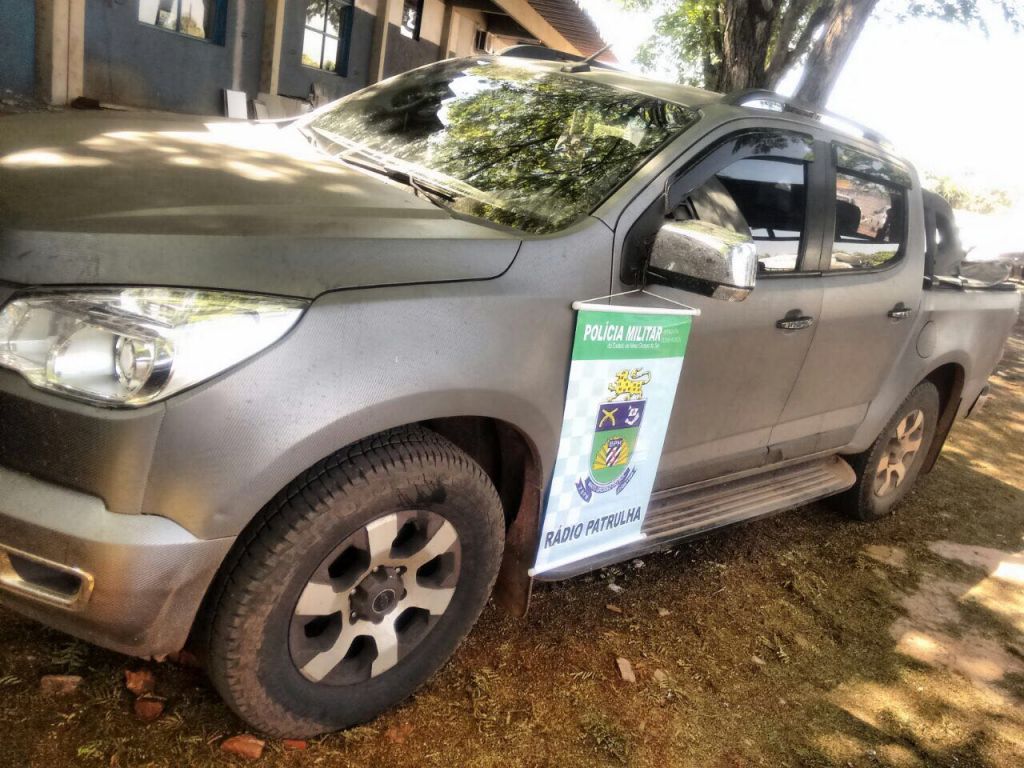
[
  {"xmin": 840, "ymin": 381, "xmax": 940, "ymax": 521},
  {"xmin": 204, "ymin": 427, "xmax": 504, "ymax": 737}
]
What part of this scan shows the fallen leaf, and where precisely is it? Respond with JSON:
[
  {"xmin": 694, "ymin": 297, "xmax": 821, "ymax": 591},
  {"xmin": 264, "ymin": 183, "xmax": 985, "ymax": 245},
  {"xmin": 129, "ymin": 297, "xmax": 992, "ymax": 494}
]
[{"xmin": 606, "ymin": 604, "xmax": 623, "ymax": 614}]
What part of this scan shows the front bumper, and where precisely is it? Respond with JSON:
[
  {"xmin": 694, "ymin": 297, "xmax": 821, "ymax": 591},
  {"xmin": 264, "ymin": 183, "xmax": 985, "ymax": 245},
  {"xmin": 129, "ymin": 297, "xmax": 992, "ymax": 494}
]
[{"xmin": 0, "ymin": 466, "xmax": 234, "ymax": 657}]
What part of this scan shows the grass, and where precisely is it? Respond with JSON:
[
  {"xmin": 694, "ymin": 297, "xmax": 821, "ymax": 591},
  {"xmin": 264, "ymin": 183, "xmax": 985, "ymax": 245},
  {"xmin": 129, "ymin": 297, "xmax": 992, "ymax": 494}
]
[{"xmin": 0, "ymin": 306, "xmax": 1021, "ymax": 767}]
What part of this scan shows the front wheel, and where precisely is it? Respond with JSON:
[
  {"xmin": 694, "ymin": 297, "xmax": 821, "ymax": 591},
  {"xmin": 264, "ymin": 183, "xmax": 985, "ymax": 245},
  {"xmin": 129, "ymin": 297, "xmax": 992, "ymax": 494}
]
[
  {"xmin": 203, "ymin": 427, "xmax": 505, "ymax": 737},
  {"xmin": 839, "ymin": 381, "xmax": 940, "ymax": 521}
]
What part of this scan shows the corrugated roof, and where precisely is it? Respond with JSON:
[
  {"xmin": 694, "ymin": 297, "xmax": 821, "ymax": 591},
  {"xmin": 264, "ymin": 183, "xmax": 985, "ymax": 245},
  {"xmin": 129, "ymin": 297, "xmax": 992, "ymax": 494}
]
[{"xmin": 526, "ymin": 0, "xmax": 613, "ymax": 60}]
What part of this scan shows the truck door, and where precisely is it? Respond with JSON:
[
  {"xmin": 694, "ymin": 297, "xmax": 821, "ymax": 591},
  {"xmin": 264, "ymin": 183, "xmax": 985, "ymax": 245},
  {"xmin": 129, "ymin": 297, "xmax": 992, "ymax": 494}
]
[
  {"xmin": 614, "ymin": 128, "xmax": 827, "ymax": 489},
  {"xmin": 770, "ymin": 142, "xmax": 924, "ymax": 458}
]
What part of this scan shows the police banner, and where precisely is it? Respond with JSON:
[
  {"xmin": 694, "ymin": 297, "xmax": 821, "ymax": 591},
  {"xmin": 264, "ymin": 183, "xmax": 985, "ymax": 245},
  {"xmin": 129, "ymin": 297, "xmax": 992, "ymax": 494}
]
[{"xmin": 531, "ymin": 301, "xmax": 695, "ymax": 576}]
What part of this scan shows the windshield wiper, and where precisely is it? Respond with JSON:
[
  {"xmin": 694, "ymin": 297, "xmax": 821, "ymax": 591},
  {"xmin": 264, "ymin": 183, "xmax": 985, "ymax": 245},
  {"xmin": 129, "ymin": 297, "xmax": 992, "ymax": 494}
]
[
  {"xmin": 338, "ymin": 151, "xmax": 459, "ymax": 204},
  {"xmin": 306, "ymin": 126, "xmax": 460, "ymax": 207}
]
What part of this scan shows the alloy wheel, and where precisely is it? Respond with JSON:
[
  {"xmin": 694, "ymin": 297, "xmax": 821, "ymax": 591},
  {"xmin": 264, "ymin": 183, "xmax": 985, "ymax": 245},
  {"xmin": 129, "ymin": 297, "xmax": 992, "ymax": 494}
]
[
  {"xmin": 873, "ymin": 408, "xmax": 925, "ymax": 498},
  {"xmin": 288, "ymin": 510, "xmax": 461, "ymax": 685}
]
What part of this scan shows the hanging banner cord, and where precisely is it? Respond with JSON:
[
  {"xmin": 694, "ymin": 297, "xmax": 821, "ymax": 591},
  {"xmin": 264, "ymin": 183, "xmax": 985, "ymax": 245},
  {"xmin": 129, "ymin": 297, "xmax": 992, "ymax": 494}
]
[{"xmin": 572, "ymin": 288, "xmax": 701, "ymax": 316}]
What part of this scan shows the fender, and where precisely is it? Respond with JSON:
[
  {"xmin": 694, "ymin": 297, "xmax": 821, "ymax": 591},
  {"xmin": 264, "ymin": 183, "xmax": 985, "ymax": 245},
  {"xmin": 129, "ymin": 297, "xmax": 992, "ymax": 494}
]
[{"xmin": 139, "ymin": 230, "xmax": 615, "ymax": 540}]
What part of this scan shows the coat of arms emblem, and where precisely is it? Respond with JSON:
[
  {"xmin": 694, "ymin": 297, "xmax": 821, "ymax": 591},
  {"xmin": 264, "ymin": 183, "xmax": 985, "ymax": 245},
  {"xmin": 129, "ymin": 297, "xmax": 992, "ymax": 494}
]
[{"xmin": 576, "ymin": 369, "xmax": 650, "ymax": 502}]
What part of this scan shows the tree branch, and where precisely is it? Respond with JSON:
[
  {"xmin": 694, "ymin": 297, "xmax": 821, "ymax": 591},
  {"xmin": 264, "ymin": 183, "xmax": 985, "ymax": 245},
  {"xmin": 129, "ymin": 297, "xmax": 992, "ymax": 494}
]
[
  {"xmin": 767, "ymin": 0, "xmax": 813, "ymax": 75},
  {"xmin": 766, "ymin": 0, "xmax": 834, "ymax": 83}
]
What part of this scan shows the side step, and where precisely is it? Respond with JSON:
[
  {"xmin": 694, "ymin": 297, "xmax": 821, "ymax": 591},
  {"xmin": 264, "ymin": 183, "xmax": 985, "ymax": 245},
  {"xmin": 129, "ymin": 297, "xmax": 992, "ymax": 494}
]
[{"xmin": 534, "ymin": 455, "xmax": 856, "ymax": 581}]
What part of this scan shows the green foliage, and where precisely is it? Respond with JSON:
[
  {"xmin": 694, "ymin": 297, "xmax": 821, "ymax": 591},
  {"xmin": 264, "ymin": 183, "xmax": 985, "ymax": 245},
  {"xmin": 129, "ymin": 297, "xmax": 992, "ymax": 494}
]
[
  {"xmin": 924, "ymin": 173, "xmax": 1013, "ymax": 214},
  {"xmin": 580, "ymin": 711, "xmax": 632, "ymax": 765},
  {"xmin": 621, "ymin": 0, "xmax": 1021, "ymax": 94},
  {"xmin": 50, "ymin": 640, "xmax": 88, "ymax": 672},
  {"xmin": 628, "ymin": 1, "xmax": 720, "ymax": 87},
  {"xmin": 75, "ymin": 741, "xmax": 105, "ymax": 761},
  {"xmin": 897, "ymin": 0, "xmax": 1021, "ymax": 30}
]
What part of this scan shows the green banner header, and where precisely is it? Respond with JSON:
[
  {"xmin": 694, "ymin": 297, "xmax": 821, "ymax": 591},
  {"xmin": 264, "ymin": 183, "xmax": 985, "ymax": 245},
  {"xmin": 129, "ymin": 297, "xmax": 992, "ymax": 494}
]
[{"xmin": 572, "ymin": 310, "xmax": 692, "ymax": 361}]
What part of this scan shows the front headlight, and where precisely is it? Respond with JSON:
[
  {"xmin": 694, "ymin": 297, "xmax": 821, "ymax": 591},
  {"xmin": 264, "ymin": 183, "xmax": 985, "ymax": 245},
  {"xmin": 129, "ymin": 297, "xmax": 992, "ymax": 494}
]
[{"xmin": 0, "ymin": 288, "xmax": 307, "ymax": 407}]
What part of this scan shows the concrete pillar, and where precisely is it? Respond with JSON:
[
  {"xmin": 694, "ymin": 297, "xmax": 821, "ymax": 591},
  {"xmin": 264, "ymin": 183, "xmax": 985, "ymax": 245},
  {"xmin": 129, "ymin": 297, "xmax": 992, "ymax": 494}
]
[
  {"xmin": 438, "ymin": 0, "xmax": 455, "ymax": 59},
  {"xmin": 368, "ymin": 0, "xmax": 396, "ymax": 83},
  {"xmin": 35, "ymin": 0, "xmax": 84, "ymax": 105},
  {"xmin": 259, "ymin": 0, "xmax": 287, "ymax": 95}
]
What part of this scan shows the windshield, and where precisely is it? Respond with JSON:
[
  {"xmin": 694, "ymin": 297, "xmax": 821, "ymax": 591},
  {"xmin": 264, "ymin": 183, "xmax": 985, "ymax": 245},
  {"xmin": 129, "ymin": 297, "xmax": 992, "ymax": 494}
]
[{"xmin": 308, "ymin": 58, "xmax": 699, "ymax": 234}]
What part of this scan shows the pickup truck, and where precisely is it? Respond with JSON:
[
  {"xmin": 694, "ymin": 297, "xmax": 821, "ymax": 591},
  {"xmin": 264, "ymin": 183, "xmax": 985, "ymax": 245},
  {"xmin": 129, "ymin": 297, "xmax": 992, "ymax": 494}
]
[{"xmin": 0, "ymin": 50, "xmax": 1018, "ymax": 738}]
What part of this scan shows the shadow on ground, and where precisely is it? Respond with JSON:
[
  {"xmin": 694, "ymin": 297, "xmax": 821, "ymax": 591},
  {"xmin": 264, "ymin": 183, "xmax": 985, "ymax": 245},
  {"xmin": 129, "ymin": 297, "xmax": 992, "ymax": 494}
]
[{"xmin": 1, "ymin": 309, "xmax": 1022, "ymax": 768}]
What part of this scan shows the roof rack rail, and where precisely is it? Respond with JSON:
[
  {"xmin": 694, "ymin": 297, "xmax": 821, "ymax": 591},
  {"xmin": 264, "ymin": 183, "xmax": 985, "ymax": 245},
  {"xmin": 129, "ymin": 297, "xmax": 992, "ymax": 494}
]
[
  {"xmin": 724, "ymin": 88, "xmax": 890, "ymax": 147},
  {"xmin": 499, "ymin": 44, "xmax": 619, "ymax": 71}
]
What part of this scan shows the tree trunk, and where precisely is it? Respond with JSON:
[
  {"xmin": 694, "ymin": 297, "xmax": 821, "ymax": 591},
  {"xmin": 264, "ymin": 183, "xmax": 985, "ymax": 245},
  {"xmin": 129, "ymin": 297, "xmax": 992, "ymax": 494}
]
[
  {"xmin": 792, "ymin": 0, "xmax": 879, "ymax": 107},
  {"xmin": 711, "ymin": 0, "xmax": 777, "ymax": 94}
]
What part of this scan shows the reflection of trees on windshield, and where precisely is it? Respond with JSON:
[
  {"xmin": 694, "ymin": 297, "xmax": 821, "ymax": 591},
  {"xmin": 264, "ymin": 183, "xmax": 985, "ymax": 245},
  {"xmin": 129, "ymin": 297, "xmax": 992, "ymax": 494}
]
[{"xmin": 311, "ymin": 60, "xmax": 699, "ymax": 233}]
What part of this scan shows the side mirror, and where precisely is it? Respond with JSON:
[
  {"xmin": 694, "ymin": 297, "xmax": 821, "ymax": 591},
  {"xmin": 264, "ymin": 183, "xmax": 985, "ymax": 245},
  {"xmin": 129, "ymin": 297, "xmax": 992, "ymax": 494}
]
[
  {"xmin": 646, "ymin": 220, "xmax": 758, "ymax": 301},
  {"xmin": 958, "ymin": 258, "xmax": 1013, "ymax": 287}
]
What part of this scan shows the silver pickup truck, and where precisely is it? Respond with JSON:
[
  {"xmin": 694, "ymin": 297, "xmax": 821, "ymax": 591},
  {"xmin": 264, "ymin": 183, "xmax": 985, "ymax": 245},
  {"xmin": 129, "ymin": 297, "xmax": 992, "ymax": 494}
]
[{"xmin": 0, "ymin": 50, "xmax": 1018, "ymax": 737}]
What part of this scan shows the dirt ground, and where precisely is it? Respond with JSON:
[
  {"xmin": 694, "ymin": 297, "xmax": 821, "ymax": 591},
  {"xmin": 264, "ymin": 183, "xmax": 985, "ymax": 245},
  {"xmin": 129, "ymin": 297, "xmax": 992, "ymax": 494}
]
[{"xmin": 1, "ymin": 303, "xmax": 1021, "ymax": 768}]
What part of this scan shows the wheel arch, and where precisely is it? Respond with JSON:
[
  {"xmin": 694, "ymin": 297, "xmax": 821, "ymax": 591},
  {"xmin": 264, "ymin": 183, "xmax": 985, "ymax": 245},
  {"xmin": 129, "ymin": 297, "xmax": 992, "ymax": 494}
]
[
  {"xmin": 193, "ymin": 414, "xmax": 544, "ymax": 653},
  {"xmin": 423, "ymin": 417, "xmax": 542, "ymax": 617},
  {"xmin": 919, "ymin": 361, "xmax": 966, "ymax": 474}
]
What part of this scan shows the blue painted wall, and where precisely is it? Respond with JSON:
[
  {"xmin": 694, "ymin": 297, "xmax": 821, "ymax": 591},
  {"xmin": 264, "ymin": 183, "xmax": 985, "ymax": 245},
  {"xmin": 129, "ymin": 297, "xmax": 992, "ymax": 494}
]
[
  {"xmin": 0, "ymin": 0, "xmax": 36, "ymax": 95},
  {"xmin": 84, "ymin": 0, "xmax": 265, "ymax": 115},
  {"xmin": 2, "ymin": 0, "xmax": 449, "ymax": 115},
  {"xmin": 383, "ymin": 25, "xmax": 439, "ymax": 80}
]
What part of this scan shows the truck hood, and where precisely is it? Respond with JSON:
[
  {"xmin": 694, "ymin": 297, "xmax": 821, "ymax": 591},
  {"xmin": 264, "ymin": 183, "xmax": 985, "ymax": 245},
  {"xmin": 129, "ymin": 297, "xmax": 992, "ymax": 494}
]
[{"xmin": 0, "ymin": 112, "xmax": 520, "ymax": 298}]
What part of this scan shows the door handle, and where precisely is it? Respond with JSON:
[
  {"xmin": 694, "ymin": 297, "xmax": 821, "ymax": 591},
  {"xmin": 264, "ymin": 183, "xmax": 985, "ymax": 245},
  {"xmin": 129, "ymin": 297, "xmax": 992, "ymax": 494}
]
[
  {"xmin": 776, "ymin": 312, "xmax": 814, "ymax": 331},
  {"xmin": 888, "ymin": 303, "xmax": 913, "ymax": 320}
]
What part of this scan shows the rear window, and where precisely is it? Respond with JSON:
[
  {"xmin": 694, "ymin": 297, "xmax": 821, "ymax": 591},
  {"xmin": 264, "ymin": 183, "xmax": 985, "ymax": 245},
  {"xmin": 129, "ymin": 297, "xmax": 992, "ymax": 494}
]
[
  {"xmin": 829, "ymin": 172, "xmax": 905, "ymax": 271},
  {"xmin": 827, "ymin": 144, "xmax": 909, "ymax": 271}
]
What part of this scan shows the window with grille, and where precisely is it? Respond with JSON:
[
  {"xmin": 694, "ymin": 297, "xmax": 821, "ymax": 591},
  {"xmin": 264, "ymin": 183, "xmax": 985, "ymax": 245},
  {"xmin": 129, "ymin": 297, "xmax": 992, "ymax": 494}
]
[{"xmin": 302, "ymin": 0, "xmax": 354, "ymax": 77}]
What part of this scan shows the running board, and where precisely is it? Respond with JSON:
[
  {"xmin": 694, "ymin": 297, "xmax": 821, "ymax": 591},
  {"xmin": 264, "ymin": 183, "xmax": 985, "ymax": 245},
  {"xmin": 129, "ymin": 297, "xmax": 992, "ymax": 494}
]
[{"xmin": 534, "ymin": 455, "xmax": 856, "ymax": 581}]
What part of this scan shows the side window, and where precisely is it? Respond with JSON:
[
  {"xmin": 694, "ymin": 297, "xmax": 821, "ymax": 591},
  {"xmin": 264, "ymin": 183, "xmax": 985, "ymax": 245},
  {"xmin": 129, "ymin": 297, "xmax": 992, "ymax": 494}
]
[
  {"xmin": 828, "ymin": 146, "xmax": 908, "ymax": 271},
  {"xmin": 620, "ymin": 128, "xmax": 815, "ymax": 286},
  {"xmin": 687, "ymin": 157, "xmax": 807, "ymax": 273}
]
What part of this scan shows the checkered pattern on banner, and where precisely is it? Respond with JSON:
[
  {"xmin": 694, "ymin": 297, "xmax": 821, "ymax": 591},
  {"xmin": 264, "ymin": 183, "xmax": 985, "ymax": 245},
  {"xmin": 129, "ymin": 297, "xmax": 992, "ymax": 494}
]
[
  {"xmin": 534, "ymin": 353, "xmax": 686, "ymax": 574},
  {"xmin": 545, "ymin": 358, "xmax": 612, "ymax": 527}
]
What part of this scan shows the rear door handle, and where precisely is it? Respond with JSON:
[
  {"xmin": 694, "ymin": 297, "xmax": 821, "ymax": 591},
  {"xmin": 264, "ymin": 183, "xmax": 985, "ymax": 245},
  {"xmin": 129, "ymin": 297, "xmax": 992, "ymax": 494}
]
[
  {"xmin": 776, "ymin": 313, "xmax": 814, "ymax": 331},
  {"xmin": 888, "ymin": 303, "xmax": 913, "ymax": 320}
]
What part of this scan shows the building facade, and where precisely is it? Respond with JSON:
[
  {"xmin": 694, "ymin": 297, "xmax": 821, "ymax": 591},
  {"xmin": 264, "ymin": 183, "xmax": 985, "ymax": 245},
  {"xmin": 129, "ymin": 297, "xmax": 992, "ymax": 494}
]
[{"xmin": 1, "ymin": 0, "xmax": 609, "ymax": 116}]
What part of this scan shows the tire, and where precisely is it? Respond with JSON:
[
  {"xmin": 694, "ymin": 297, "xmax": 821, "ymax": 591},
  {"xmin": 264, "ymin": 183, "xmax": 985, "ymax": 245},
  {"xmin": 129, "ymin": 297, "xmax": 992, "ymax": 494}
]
[
  {"xmin": 203, "ymin": 426, "xmax": 505, "ymax": 738},
  {"xmin": 839, "ymin": 381, "xmax": 940, "ymax": 521}
]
